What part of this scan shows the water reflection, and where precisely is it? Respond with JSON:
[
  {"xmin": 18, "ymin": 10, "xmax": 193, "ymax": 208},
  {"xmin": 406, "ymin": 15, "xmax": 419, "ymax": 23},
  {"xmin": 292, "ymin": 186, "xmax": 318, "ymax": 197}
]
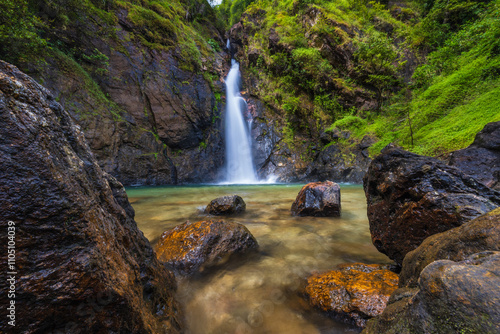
[{"xmin": 127, "ymin": 184, "xmax": 390, "ymax": 333}]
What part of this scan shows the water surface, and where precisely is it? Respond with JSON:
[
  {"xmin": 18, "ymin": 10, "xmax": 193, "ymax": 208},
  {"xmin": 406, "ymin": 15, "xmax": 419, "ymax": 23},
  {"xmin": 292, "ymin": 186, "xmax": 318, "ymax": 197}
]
[{"xmin": 127, "ymin": 184, "xmax": 390, "ymax": 334}]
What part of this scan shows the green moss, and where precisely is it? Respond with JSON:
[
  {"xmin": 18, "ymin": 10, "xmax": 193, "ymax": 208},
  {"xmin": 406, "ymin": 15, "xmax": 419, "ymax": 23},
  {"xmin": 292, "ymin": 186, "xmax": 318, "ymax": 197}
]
[{"xmin": 50, "ymin": 48, "xmax": 125, "ymax": 121}]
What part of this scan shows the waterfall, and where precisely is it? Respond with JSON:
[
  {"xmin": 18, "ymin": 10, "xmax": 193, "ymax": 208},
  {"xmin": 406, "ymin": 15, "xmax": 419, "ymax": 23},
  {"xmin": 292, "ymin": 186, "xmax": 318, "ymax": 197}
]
[{"xmin": 224, "ymin": 59, "xmax": 258, "ymax": 184}]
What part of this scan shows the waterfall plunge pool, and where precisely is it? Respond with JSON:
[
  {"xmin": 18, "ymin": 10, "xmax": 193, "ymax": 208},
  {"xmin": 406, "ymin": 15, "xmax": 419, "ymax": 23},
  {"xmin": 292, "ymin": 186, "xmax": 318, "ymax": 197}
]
[{"xmin": 127, "ymin": 184, "xmax": 391, "ymax": 334}]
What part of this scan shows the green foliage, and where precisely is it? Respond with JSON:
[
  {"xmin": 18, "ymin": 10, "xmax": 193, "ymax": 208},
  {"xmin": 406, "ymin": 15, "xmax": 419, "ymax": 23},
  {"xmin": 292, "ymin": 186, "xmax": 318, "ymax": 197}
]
[
  {"xmin": 236, "ymin": 0, "xmax": 500, "ymax": 158},
  {"xmin": 214, "ymin": 0, "xmax": 255, "ymax": 28},
  {"xmin": 354, "ymin": 27, "xmax": 404, "ymax": 108},
  {"xmin": 332, "ymin": 115, "xmax": 367, "ymax": 131},
  {"xmin": 207, "ymin": 38, "xmax": 221, "ymax": 51},
  {"xmin": 413, "ymin": 0, "xmax": 493, "ymax": 48},
  {"xmin": 0, "ymin": 0, "xmax": 48, "ymax": 64}
]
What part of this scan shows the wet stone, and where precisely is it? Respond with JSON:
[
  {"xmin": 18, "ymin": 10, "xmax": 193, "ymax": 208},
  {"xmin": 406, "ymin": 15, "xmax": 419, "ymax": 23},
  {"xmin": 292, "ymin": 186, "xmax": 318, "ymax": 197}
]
[
  {"xmin": 303, "ymin": 263, "xmax": 398, "ymax": 328},
  {"xmin": 291, "ymin": 181, "xmax": 341, "ymax": 217},
  {"xmin": 155, "ymin": 220, "xmax": 258, "ymax": 275},
  {"xmin": 205, "ymin": 195, "xmax": 246, "ymax": 215}
]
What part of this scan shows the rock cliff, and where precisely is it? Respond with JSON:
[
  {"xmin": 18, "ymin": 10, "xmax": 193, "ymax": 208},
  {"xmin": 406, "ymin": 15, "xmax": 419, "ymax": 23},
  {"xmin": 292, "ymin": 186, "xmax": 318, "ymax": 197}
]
[{"xmin": 23, "ymin": 3, "xmax": 228, "ymax": 186}]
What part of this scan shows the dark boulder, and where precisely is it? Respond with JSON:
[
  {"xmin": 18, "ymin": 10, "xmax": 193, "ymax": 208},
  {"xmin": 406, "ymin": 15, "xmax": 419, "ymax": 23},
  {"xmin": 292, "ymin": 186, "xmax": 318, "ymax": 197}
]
[
  {"xmin": 291, "ymin": 181, "xmax": 341, "ymax": 217},
  {"xmin": 303, "ymin": 263, "xmax": 398, "ymax": 328},
  {"xmin": 0, "ymin": 61, "xmax": 182, "ymax": 333},
  {"xmin": 205, "ymin": 195, "xmax": 246, "ymax": 215},
  {"xmin": 364, "ymin": 147, "xmax": 500, "ymax": 265},
  {"xmin": 363, "ymin": 252, "xmax": 500, "ymax": 334},
  {"xmin": 449, "ymin": 121, "xmax": 500, "ymax": 190},
  {"xmin": 399, "ymin": 207, "xmax": 500, "ymax": 288},
  {"xmin": 155, "ymin": 220, "xmax": 258, "ymax": 275}
]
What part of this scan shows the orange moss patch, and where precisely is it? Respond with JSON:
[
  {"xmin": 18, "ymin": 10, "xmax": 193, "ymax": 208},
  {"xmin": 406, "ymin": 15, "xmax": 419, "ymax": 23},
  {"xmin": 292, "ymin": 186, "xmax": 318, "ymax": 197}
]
[
  {"xmin": 304, "ymin": 263, "xmax": 398, "ymax": 327},
  {"xmin": 155, "ymin": 220, "xmax": 258, "ymax": 275}
]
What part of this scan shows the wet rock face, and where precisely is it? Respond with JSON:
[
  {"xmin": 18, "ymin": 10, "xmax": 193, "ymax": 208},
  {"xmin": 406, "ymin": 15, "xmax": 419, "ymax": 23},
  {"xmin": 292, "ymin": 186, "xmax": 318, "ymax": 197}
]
[
  {"xmin": 291, "ymin": 181, "xmax": 341, "ymax": 217},
  {"xmin": 205, "ymin": 195, "xmax": 246, "ymax": 215},
  {"xmin": 0, "ymin": 61, "xmax": 182, "ymax": 333},
  {"xmin": 363, "ymin": 252, "xmax": 500, "ymax": 334},
  {"xmin": 399, "ymin": 207, "xmax": 500, "ymax": 288},
  {"xmin": 304, "ymin": 263, "xmax": 398, "ymax": 328},
  {"xmin": 363, "ymin": 147, "xmax": 500, "ymax": 265},
  {"xmin": 449, "ymin": 121, "xmax": 500, "ymax": 190},
  {"xmin": 34, "ymin": 11, "xmax": 228, "ymax": 186},
  {"xmin": 250, "ymin": 110, "xmax": 374, "ymax": 183},
  {"xmin": 155, "ymin": 220, "xmax": 258, "ymax": 275}
]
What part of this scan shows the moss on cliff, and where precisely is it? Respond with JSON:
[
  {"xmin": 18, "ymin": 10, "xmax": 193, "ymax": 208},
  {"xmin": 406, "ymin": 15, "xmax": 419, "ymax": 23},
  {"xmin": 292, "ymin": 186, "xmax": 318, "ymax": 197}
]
[{"xmin": 227, "ymin": 0, "xmax": 500, "ymax": 159}]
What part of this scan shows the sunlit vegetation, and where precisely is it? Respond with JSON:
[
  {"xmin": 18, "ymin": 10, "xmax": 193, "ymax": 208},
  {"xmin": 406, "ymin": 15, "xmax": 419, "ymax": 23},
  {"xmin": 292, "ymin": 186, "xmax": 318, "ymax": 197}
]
[
  {"xmin": 0, "ymin": 0, "xmax": 224, "ymax": 75},
  {"xmin": 213, "ymin": 0, "xmax": 500, "ymax": 157}
]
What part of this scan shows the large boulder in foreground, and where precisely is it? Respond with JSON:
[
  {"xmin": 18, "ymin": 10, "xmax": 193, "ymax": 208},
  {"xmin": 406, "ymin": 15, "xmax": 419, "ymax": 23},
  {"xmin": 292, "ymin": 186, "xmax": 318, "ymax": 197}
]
[
  {"xmin": 291, "ymin": 181, "xmax": 341, "ymax": 217},
  {"xmin": 449, "ymin": 121, "xmax": 500, "ymax": 190},
  {"xmin": 364, "ymin": 147, "xmax": 500, "ymax": 265},
  {"xmin": 303, "ymin": 263, "xmax": 398, "ymax": 328},
  {"xmin": 155, "ymin": 220, "xmax": 258, "ymax": 275},
  {"xmin": 399, "ymin": 207, "xmax": 500, "ymax": 288},
  {"xmin": 205, "ymin": 195, "xmax": 246, "ymax": 215},
  {"xmin": 0, "ymin": 61, "xmax": 182, "ymax": 333},
  {"xmin": 363, "ymin": 252, "xmax": 500, "ymax": 334}
]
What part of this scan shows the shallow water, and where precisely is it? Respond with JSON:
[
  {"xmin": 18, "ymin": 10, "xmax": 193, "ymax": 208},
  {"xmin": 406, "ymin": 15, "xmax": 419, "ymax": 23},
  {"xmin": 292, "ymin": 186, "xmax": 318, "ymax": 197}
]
[{"xmin": 127, "ymin": 184, "xmax": 391, "ymax": 334}]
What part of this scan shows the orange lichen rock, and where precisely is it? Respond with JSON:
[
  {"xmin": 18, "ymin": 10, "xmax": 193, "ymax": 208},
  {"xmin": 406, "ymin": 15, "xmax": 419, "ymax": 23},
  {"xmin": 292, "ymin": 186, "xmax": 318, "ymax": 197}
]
[
  {"xmin": 155, "ymin": 220, "xmax": 258, "ymax": 275},
  {"xmin": 304, "ymin": 263, "xmax": 398, "ymax": 328}
]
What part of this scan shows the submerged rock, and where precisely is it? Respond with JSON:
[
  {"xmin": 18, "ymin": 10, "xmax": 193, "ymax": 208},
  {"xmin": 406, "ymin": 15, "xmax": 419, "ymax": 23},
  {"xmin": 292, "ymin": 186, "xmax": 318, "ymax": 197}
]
[
  {"xmin": 0, "ymin": 61, "xmax": 182, "ymax": 333},
  {"xmin": 205, "ymin": 195, "xmax": 246, "ymax": 215},
  {"xmin": 364, "ymin": 147, "xmax": 500, "ymax": 265},
  {"xmin": 155, "ymin": 220, "xmax": 258, "ymax": 275},
  {"xmin": 303, "ymin": 263, "xmax": 398, "ymax": 328},
  {"xmin": 363, "ymin": 252, "xmax": 500, "ymax": 334},
  {"xmin": 291, "ymin": 181, "xmax": 341, "ymax": 217},
  {"xmin": 449, "ymin": 121, "xmax": 500, "ymax": 190},
  {"xmin": 399, "ymin": 207, "xmax": 500, "ymax": 288}
]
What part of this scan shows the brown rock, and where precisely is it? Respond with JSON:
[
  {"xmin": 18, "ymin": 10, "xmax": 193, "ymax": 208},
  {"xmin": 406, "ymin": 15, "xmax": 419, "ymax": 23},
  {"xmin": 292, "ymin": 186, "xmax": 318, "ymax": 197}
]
[
  {"xmin": 363, "ymin": 147, "xmax": 500, "ymax": 265},
  {"xmin": 291, "ymin": 181, "xmax": 341, "ymax": 217},
  {"xmin": 205, "ymin": 195, "xmax": 246, "ymax": 215},
  {"xmin": 29, "ymin": 9, "xmax": 228, "ymax": 186},
  {"xmin": 0, "ymin": 61, "xmax": 182, "ymax": 333},
  {"xmin": 363, "ymin": 252, "xmax": 500, "ymax": 334},
  {"xmin": 155, "ymin": 220, "xmax": 258, "ymax": 275},
  {"xmin": 399, "ymin": 207, "xmax": 500, "ymax": 288},
  {"xmin": 304, "ymin": 263, "xmax": 398, "ymax": 328}
]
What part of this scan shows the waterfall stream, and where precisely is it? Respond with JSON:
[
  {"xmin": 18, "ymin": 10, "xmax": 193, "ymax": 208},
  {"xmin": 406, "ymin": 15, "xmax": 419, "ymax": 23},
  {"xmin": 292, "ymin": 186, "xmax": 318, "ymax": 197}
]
[{"xmin": 224, "ymin": 59, "xmax": 258, "ymax": 184}]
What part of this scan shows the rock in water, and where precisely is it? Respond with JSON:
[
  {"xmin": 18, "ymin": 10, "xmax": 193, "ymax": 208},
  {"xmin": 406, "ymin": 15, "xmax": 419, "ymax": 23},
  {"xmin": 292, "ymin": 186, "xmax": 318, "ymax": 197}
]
[
  {"xmin": 304, "ymin": 263, "xmax": 398, "ymax": 328},
  {"xmin": 449, "ymin": 121, "xmax": 500, "ymax": 190},
  {"xmin": 363, "ymin": 252, "xmax": 500, "ymax": 334},
  {"xmin": 291, "ymin": 181, "xmax": 341, "ymax": 217},
  {"xmin": 205, "ymin": 195, "xmax": 246, "ymax": 215},
  {"xmin": 0, "ymin": 61, "xmax": 182, "ymax": 333},
  {"xmin": 155, "ymin": 220, "xmax": 258, "ymax": 275},
  {"xmin": 363, "ymin": 147, "xmax": 500, "ymax": 265},
  {"xmin": 399, "ymin": 207, "xmax": 500, "ymax": 288}
]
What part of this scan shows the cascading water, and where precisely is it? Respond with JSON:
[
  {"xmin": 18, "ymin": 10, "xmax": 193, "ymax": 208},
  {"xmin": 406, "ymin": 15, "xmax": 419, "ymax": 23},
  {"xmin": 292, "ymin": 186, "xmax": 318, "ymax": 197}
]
[{"xmin": 224, "ymin": 59, "xmax": 258, "ymax": 184}]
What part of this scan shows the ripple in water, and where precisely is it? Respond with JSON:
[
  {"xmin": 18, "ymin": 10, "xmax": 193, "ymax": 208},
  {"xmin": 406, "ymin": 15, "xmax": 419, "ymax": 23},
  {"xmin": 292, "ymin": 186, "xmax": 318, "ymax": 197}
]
[{"xmin": 127, "ymin": 184, "xmax": 391, "ymax": 333}]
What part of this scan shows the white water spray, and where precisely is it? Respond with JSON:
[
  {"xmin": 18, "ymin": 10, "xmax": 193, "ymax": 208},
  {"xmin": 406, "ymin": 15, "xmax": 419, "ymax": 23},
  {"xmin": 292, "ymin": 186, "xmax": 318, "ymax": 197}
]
[{"xmin": 224, "ymin": 60, "xmax": 258, "ymax": 184}]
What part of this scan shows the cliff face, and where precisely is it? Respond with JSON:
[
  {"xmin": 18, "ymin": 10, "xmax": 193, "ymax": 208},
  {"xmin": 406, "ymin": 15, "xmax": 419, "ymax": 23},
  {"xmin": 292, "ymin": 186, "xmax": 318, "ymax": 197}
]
[
  {"xmin": 21, "ymin": 2, "xmax": 229, "ymax": 186},
  {"xmin": 0, "ymin": 60, "xmax": 182, "ymax": 332}
]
